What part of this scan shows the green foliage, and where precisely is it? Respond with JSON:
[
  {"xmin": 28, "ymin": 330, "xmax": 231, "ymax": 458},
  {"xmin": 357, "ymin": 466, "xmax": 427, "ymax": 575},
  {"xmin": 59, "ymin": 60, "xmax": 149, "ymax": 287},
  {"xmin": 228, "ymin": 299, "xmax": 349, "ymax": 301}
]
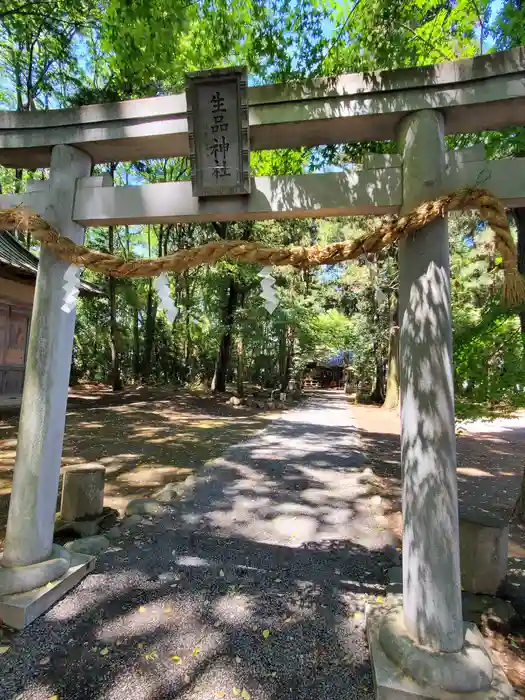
[{"xmin": 1, "ymin": 0, "xmax": 524, "ymax": 415}]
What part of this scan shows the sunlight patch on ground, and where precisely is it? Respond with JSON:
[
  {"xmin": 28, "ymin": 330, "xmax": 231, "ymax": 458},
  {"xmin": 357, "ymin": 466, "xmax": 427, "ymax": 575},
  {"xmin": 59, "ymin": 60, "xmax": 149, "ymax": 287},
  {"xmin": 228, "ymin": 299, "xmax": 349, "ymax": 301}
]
[
  {"xmin": 457, "ymin": 466, "xmax": 492, "ymax": 477},
  {"xmin": 116, "ymin": 465, "xmax": 192, "ymax": 486}
]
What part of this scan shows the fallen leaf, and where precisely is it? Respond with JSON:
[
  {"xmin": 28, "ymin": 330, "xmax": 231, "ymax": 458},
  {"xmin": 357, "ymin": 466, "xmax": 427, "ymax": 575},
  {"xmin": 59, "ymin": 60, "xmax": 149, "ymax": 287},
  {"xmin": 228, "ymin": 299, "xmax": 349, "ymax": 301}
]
[
  {"xmin": 139, "ymin": 606, "xmax": 146, "ymax": 613},
  {"xmin": 233, "ymin": 688, "xmax": 240, "ymax": 696},
  {"xmin": 137, "ymin": 643, "xmax": 144, "ymax": 650},
  {"xmin": 144, "ymin": 649, "xmax": 158, "ymax": 660},
  {"xmin": 170, "ymin": 655, "xmax": 182, "ymax": 664},
  {"xmin": 262, "ymin": 629, "xmax": 271, "ymax": 639},
  {"xmin": 216, "ymin": 693, "xmax": 225, "ymax": 698},
  {"xmin": 192, "ymin": 647, "xmax": 200, "ymax": 657},
  {"xmin": 163, "ymin": 607, "xmax": 172, "ymax": 614},
  {"xmin": 219, "ymin": 569, "xmax": 225, "ymax": 577},
  {"xmin": 353, "ymin": 612, "xmax": 363, "ymax": 620},
  {"xmin": 100, "ymin": 647, "xmax": 109, "ymax": 657},
  {"xmin": 377, "ymin": 596, "xmax": 384, "ymax": 604},
  {"xmin": 284, "ymin": 616, "xmax": 292, "ymax": 623},
  {"xmin": 0, "ymin": 646, "xmax": 10, "ymax": 654},
  {"xmin": 241, "ymin": 689, "xmax": 251, "ymax": 700},
  {"xmin": 48, "ymin": 696, "xmax": 59, "ymax": 700},
  {"xmin": 39, "ymin": 656, "xmax": 51, "ymax": 665}
]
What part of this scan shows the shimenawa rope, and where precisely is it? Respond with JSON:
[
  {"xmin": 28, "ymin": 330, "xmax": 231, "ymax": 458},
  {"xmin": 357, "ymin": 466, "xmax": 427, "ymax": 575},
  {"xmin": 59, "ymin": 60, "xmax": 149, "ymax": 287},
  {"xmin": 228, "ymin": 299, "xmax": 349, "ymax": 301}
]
[{"xmin": 0, "ymin": 186, "xmax": 523, "ymax": 305}]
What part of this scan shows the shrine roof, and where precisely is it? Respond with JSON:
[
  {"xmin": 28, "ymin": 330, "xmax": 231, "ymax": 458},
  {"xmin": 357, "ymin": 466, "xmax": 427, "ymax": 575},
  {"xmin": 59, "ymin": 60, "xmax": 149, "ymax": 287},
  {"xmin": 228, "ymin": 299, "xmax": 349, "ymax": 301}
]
[{"xmin": 0, "ymin": 232, "xmax": 103, "ymax": 296}]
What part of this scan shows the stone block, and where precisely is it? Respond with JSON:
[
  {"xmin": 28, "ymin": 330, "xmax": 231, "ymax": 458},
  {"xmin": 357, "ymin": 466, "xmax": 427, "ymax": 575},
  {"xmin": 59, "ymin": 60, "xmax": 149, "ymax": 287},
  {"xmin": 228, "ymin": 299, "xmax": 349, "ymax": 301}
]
[
  {"xmin": 125, "ymin": 498, "xmax": 174, "ymax": 517},
  {"xmin": 459, "ymin": 511, "xmax": 508, "ymax": 595},
  {"xmin": 0, "ymin": 552, "xmax": 95, "ymax": 629},
  {"xmin": 154, "ymin": 483, "xmax": 182, "ymax": 503},
  {"xmin": 367, "ymin": 608, "xmax": 516, "ymax": 699},
  {"xmin": 462, "ymin": 591, "xmax": 517, "ymax": 628},
  {"xmin": 64, "ymin": 535, "xmax": 109, "ymax": 556},
  {"xmin": 60, "ymin": 463, "xmax": 106, "ymax": 522}
]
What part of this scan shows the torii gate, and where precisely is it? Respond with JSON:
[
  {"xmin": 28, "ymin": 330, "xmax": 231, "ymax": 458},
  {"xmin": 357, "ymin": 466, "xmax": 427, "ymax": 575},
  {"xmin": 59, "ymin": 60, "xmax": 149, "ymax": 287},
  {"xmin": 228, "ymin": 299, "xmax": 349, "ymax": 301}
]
[{"xmin": 1, "ymin": 47, "xmax": 524, "ymax": 698}]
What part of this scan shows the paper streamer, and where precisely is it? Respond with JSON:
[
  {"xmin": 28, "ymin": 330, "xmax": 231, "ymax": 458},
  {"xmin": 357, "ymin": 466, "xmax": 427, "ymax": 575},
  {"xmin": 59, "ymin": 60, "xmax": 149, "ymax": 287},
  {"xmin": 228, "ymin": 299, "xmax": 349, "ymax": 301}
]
[
  {"xmin": 154, "ymin": 273, "xmax": 179, "ymax": 323},
  {"xmin": 258, "ymin": 266, "xmax": 278, "ymax": 314},
  {"xmin": 61, "ymin": 264, "xmax": 82, "ymax": 313}
]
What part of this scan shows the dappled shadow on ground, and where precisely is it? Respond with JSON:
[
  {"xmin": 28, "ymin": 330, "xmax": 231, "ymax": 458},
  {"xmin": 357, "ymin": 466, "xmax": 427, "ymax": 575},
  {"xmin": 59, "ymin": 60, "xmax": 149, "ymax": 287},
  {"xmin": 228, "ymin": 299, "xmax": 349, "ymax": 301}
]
[
  {"xmin": 352, "ymin": 404, "xmax": 525, "ymax": 553},
  {"xmin": 0, "ymin": 392, "xmax": 395, "ymax": 700},
  {"xmin": 0, "ymin": 387, "xmax": 274, "ymax": 549},
  {"xmin": 0, "ymin": 531, "xmax": 390, "ymax": 700},
  {"xmin": 172, "ymin": 393, "xmax": 395, "ymax": 552}
]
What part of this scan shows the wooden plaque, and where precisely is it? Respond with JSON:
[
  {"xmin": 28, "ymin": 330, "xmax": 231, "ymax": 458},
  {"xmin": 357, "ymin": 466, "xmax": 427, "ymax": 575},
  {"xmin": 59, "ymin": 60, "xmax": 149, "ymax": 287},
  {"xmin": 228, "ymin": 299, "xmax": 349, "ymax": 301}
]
[{"xmin": 186, "ymin": 66, "xmax": 250, "ymax": 198}]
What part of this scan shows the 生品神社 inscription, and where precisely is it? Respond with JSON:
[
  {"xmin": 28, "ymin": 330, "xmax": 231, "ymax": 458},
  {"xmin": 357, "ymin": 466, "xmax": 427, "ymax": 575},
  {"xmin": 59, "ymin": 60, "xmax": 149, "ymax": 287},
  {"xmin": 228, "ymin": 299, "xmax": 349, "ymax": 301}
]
[{"xmin": 186, "ymin": 66, "xmax": 250, "ymax": 198}]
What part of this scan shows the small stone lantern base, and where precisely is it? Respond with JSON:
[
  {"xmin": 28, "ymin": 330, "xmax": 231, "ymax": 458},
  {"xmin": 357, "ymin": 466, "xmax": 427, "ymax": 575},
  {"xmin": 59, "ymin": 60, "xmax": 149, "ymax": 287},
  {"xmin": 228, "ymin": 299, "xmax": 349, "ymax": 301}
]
[{"xmin": 56, "ymin": 463, "xmax": 116, "ymax": 536}]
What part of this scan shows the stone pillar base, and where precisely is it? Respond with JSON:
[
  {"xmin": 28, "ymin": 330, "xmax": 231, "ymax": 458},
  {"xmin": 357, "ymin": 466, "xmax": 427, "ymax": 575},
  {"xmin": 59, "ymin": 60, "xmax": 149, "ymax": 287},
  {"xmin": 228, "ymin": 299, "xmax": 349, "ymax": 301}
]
[
  {"xmin": 0, "ymin": 544, "xmax": 71, "ymax": 597},
  {"xmin": 0, "ymin": 550, "xmax": 95, "ymax": 629},
  {"xmin": 367, "ymin": 604, "xmax": 516, "ymax": 699}
]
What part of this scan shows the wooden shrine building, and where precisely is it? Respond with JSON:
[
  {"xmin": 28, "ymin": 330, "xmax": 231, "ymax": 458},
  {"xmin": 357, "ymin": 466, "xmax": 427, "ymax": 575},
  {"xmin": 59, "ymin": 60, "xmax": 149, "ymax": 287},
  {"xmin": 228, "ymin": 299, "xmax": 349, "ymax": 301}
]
[{"xmin": 0, "ymin": 233, "xmax": 101, "ymax": 405}]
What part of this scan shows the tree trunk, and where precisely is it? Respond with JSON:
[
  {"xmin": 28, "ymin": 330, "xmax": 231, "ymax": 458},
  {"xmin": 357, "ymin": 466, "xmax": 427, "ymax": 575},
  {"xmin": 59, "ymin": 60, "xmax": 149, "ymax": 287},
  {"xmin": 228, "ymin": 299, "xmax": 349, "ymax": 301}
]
[
  {"xmin": 142, "ymin": 225, "xmax": 158, "ymax": 380},
  {"xmin": 183, "ymin": 274, "xmax": 192, "ymax": 382},
  {"xmin": 70, "ymin": 340, "xmax": 79, "ymax": 386},
  {"xmin": 108, "ymin": 224, "xmax": 123, "ymax": 391},
  {"xmin": 211, "ymin": 278, "xmax": 239, "ymax": 393},
  {"xmin": 236, "ymin": 337, "xmax": 245, "ymax": 397},
  {"xmin": 142, "ymin": 279, "xmax": 156, "ymax": 380},
  {"xmin": 280, "ymin": 329, "xmax": 294, "ymax": 392},
  {"xmin": 514, "ymin": 207, "xmax": 525, "ymax": 334},
  {"xmin": 513, "ymin": 206, "xmax": 525, "ymax": 521},
  {"xmin": 370, "ymin": 352, "xmax": 386, "ymax": 404},
  {"xmin": 383, "ymin": 296, "xmax": 400, "ymax": 409},
  {"xmin": 133, "ymin": 308, "xmax": 140, "ymax": 381},
  {"xmin": 278, "ymin": 325, "xmax": 288, "ymax": 390}
]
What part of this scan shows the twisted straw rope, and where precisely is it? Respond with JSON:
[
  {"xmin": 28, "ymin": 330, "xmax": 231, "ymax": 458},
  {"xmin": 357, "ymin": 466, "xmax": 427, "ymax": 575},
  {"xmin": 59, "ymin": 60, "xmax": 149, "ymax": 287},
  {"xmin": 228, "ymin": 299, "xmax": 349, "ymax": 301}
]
[{"xmin": 1, "ymin": 187, "xmax": 524, "ymax": 305}]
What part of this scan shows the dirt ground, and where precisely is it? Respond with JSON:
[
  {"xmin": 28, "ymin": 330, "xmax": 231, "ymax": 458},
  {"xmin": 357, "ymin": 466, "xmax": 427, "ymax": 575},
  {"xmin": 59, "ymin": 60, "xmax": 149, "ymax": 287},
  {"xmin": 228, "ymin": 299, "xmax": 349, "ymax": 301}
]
[
  {"xmin": 0, "ymin": 384, "xmax": 275, "ymax": 551},
  {"xmin": 351, "ymin": 401, "xmax": 525, "ymax": 695},
  {"xmin": 351, "ymin": 403, "xmax": 525, "ymax": 556}
]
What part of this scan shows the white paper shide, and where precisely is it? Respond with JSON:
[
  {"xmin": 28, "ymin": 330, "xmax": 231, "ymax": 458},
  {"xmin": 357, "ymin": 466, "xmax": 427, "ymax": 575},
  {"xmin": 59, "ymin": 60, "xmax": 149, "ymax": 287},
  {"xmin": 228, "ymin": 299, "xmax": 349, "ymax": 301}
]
[
  {"xmin": 61, "ymin": 264, "xmax": 83, "ymax": 313},
  {"xmin": 154, "ymin": 272, "xmax": 179, "ymax": 323},
  {"xmin": 258, "ymin": 266, "xmax": 278, "ymax": 314}
]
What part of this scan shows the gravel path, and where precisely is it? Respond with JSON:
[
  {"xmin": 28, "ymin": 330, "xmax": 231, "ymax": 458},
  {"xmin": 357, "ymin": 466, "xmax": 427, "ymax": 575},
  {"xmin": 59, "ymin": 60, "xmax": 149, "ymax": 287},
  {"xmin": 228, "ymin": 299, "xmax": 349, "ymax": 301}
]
[{"xmin": 1, "ymin": 393, "xmax": 397, "ymax": 700}]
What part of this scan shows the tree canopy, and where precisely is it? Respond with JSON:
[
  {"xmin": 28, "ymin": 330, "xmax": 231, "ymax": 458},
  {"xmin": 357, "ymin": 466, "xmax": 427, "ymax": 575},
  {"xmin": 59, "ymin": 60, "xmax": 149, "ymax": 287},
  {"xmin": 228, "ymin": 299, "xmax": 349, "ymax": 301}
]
[{"xmin": 0, "ymin": 0, "xmax": 524, "ymax": 422}]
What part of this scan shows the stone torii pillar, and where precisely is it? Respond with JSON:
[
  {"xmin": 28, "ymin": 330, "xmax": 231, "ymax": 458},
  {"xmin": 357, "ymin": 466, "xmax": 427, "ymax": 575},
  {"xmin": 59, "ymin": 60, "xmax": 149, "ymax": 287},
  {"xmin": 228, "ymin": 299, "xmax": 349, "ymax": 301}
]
[
  {"xmin": 398, "ymin": 110, "xmax": 463, "ymax": 653},
  {"xmin": 367, "ymin": 110, "xmax": 507, "ymax": 698},
  {"xmin": 0, "ymin": 145, "xmax": 95, "ymax": 629}
]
